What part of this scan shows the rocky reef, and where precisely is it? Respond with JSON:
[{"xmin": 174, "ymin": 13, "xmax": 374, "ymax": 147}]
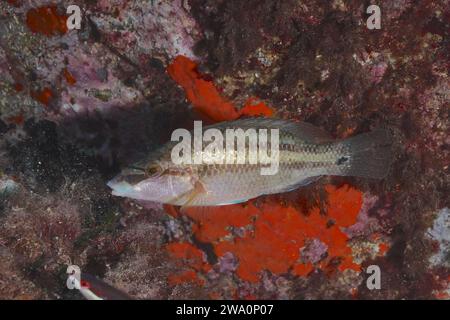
[{"xmin": 0, "ymin": 0, "xmax": 448, "ymax": 299}]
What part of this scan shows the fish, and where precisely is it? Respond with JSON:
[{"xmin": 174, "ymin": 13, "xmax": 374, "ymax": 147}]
[{"xmin": 107, "ymin": 118, "xmax": 393, "ymax": 207}]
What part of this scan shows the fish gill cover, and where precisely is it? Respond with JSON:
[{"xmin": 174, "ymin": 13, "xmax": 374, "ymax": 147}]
[{"xmin": 0, "ymin": 0, "xmax": 448, "ymax": 300}]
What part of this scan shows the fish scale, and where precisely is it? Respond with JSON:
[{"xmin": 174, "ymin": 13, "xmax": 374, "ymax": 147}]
[{"xmin": 190, "ymin": 142, "xmax": 339, "ymax": 206}]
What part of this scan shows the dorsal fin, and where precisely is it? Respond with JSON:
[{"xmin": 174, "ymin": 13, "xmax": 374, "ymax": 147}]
[{"xmin": 204, "ymin": 117, "xmax": 333, "ymax": 143}]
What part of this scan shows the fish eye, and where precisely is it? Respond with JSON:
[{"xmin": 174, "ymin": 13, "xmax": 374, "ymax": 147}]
[{"xmin": 146, "ymin": 165, "xmax": 161, "ymax": 176}]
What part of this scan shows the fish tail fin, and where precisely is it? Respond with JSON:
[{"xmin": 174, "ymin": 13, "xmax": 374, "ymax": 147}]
[{"xmin": 336, "ymin": 129, "xmax": 394, "ymax": 179}]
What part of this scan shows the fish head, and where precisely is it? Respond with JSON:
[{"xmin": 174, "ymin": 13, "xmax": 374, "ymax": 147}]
[{"xmin": 107, "ymin": 160, "xmax": 195, "ymax": 204}]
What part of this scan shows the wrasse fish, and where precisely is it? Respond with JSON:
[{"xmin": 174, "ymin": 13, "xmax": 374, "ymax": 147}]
[{"xmin": 108, "ymin": 118, "xmax": 393, "ymax": 206}]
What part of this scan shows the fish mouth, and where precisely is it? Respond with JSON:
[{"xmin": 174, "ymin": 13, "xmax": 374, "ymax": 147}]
[
  {"xmin": 107, "ymin": 169, "xmax": 148, "ymax": 199},
  {"xmin": 107, "ymin": 166, "xmax": 194, "ymax": 203},
  {"xmin": 107, "ymin": 176, "xmax": 135, "ymax": 198}
]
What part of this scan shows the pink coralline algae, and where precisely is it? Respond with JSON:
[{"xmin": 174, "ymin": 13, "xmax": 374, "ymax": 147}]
[
  {"xmin": 1, "ymin": 1, "xmax": 202, "ymax": 121},
  {"xmin": 428, "ymin": 208, "xmax": 450, "ymax": 268},
  {"xmin": 59, "ymin": 47, "xmax": 144, "ymax": 116},
  {"xmin": 90, "ymin": 0, "xmax": 202, "ymax": 61},
  {"xmin": 370, "ymin": 61, "xmax": 388, "ymax": 85}
]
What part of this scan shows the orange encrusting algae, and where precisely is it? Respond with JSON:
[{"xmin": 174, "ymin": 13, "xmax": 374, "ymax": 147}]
[
  {"xmin": 168, "ymin": 270, "xmax": 204, "ymax": 286},
  {"xmin": 32, "ymin": 88, "xmax": 53, "ymax": 106},
  {"xmin": 378, "ymin": 242, "xmax": 390, "ymax": 256},
  {"xmin": 6, "ymin": 112, "xmax": 25, "ymax": 125},
  {"xmin": 13, "ymin": 83, "xmax": 24, "ymax": 92},
  {"xmin": 166, "ymin": 242, "xmax": 211, "ymax": 286},
  {"xmin": 167, "ymin": 56, "xmax": 273, "ymax": 121},
  {"xmin": 63, "ymin": 68, "xmax": 77, "ymax": 85},
  {"xmin": 434, "ymin": 276, "xmax": 450, "ymax": 300},
  {"xmin": 167, "ymin": 242, "xmax": 211, "ymax": 273},
  {"xmin": 165, "ymin": 56, "xmax": 363, "ymax": 285},
  {"xmin": 184, "ymin": 204, "xmax": 260, "ymax": 243},
  {"xmin": 167, "ymin": 185, "xmax": 363, "ymax": 283},
  {"xmin": 26, "ymin": 6, "xmax": 68, "ymax": 37}
]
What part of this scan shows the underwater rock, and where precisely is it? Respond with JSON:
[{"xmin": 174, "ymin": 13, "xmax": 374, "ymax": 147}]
[{"xmin": 0, "ymin": 0, "xmax": 448, "ymax": 300}]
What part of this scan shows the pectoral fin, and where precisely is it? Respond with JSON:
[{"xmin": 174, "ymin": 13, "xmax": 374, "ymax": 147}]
[{"xmin": 179, "ymin": 181, "xmax": 207, "ymax": 211}]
